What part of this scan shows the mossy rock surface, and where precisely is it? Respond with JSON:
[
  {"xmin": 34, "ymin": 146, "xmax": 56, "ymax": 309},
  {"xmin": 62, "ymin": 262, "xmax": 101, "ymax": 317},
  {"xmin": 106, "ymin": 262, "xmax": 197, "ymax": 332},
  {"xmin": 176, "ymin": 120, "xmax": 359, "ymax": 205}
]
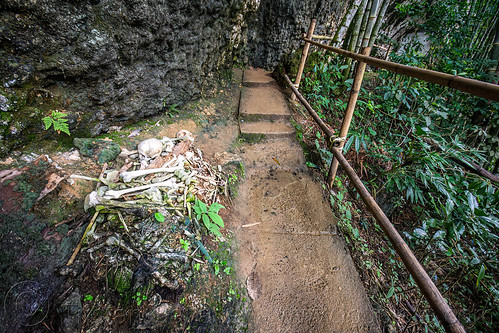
[{"xmin": 73, "ymin": 138, "xmax": 121, "ymax": 165}]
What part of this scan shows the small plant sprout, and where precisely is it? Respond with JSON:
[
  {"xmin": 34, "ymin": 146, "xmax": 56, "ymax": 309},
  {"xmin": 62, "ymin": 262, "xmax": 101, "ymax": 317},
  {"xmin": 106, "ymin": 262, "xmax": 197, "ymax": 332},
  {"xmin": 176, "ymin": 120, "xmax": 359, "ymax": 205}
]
[
  {"xmin": 193, "ymin": 199, "xmax": 225, "ymax": 239},
  {"xmin": 132, "ymin": 291, "xmax": 147, "ymax": 307},
  {"xmin": 154, "ymin": 212, "xmax": 165, "ymax": 223},
  {"xmin": 42, "ymin": 110, "xmax": 70, "ymax": 135},
  {"xmin": 83, "ymin": 294, "xmax": 94, "ymax": 302},
  {"xmin": 179, "ymin": 238, "xmax": 190, "ymax": 252}
]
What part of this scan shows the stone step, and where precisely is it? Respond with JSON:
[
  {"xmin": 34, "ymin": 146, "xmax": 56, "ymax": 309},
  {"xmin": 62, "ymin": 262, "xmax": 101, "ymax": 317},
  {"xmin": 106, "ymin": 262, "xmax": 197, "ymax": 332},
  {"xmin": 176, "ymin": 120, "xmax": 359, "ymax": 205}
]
[
  {"xmin": 243, "ymin": 69, "xmax": 275, "ymax": 86},
  {"xmin": 239, "ymin": 86, "xmax": 290, "ymax": 121},
  {"xmin": 239, "ymin": 120, "xmax": 295, "ymax": 138},
  {"xmin": 239, "ymin": 138, "xmax": 305, "ymax": 172}
]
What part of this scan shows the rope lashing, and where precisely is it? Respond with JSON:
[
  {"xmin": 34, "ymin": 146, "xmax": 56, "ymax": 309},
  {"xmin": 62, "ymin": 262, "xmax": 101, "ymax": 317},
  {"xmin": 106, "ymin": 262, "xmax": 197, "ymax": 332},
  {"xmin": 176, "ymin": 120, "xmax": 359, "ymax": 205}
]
[{"xmin": 329, "ymin": 136, "xmax": 346, "ymax": 149}]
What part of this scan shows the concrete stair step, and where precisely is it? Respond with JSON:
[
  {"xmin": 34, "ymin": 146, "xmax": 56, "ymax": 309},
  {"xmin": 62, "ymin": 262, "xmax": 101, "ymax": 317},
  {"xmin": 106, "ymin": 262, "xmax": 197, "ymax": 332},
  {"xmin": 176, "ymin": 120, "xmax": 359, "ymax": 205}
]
[
  {"xmin": 239, "ymin": 86, "xmax": 290, "ymax": 121},
  {"xmin": 243, "ymin": 69, "xmax": 275, "ymax": 86},
  {"xmin": 239, "ymin": 120, "xmax": 295, "ymax": 138},
  {"xmin": 239, "ymin": 138, "xmax": 305, "ymax": 172}
]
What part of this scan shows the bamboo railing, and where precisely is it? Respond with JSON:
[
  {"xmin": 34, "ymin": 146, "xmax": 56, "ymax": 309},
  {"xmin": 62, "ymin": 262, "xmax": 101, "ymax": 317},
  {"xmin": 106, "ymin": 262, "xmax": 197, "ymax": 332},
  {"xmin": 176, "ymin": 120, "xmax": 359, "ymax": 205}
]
[
  {"xmin": 285, "ymin": 75, "xmax": 465, "ymax": 332},
  {"xmin": 282, "ymin": 18, "xmax": 498, "ymax": 333},
  {"xmin": 303, "ymin": 38, "xmax": 499, "ymax": 102}
]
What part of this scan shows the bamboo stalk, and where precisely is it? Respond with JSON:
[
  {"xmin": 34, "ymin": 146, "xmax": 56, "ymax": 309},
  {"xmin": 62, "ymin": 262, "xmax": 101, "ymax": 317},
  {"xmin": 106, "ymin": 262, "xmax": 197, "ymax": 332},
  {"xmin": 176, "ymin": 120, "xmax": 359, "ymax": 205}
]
[
  {"xmin": 355, "ymin": 0, "xmax": 372, "ymax": 53},
  {"xmin": 330, "ymin": 0, "xmax": 360, "ymax": 47},
  {"xmin": 329, "ymin": 0, "xmax": 379, "ymax": 185},
  {"xmin": 362, "ymin": 0, "xmax": 378, "ymax": 49},
  {"xmin": 368, "ymin": 0, "xmax": 389, "ymax": 48},
  {"xmin": 342, "ymin": 0, "xmax": 368, "ymax": 78},
  {"xmin": 291, "ymin": 19, "xmax": 317, "ymax": 100},
  {"xmin": 302, "ymin": 38, "xmax": 499, "ymax": 102}
]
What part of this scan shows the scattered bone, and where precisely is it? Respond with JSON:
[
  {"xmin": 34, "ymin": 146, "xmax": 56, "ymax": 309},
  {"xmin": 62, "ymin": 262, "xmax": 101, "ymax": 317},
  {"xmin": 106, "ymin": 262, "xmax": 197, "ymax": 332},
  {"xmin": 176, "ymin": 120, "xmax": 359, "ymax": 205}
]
[
  {"xmin": 138, "ymin": 138, "xmax": 163, "ymax": 161},
  {"xmin": 120, "ymin": 163, "xmax": 185, "ymax": 183},
  {"xmin": 103, "ymin": 179, "xmax": 179, "ymax": 199}
]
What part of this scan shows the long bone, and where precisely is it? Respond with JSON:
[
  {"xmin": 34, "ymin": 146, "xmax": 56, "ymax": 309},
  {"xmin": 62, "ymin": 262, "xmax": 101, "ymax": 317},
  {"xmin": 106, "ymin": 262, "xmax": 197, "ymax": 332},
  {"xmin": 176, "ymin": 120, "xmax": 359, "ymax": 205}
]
[
  {"xmin": 120, "ymin": 156, "xmax": 185, "ymax": 182},
  {"xmin": 103, "ymin": 179, "xmax": 179, "ymax": 199}
]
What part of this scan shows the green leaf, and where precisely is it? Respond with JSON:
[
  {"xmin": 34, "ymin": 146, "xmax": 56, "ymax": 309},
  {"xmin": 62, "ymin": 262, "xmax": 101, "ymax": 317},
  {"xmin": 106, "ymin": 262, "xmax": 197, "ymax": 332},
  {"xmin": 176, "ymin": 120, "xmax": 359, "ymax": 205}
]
[
  {"xmin": 415, "ymin": 125, "xmax": 425, "ymax": 136},
  {"xmin": 344, "ymin": 136, "xmax": 355, "ymax": 152},
  {"xmin": 42, "ymin": 116, "xmax": 53, "ymax": 130},
  {"xmin": 197, "ymin": 200, "xmax": 208, "ymax": 213},
  {"xmin": 208, "ymin": 202, "xmax": 225, "ymax": 214},
  {"xmin": 207, "ymin": 211, "xmax": 224, "ymax": 228},
  {"xmin": 466, "ymin": 191, "xmax": 478, "ymax": 213},
  {"xmin": 154, "ymin": 212, "xmax": 165, "ymax": 223},
  {"xmin": 193, "ymin": 204, "xmax": 202, "ymax": 216},
  {"xmin": 354, "ymin": 136, "xmax": 360, "ymax": 152},
  {"xmin": 386, "ymin": 286, "xmax": 395, "ymax": 298},
  {"xmin": 202, "ymin": 214, "xmax": 211, "ymax": 229},
  {"xmin": 476, "ymin": 264, "xmax": 485, "ymax": 288},
  {"xmin": 209, "ymin": 225, "xmax": 222, "ymax": 238}
]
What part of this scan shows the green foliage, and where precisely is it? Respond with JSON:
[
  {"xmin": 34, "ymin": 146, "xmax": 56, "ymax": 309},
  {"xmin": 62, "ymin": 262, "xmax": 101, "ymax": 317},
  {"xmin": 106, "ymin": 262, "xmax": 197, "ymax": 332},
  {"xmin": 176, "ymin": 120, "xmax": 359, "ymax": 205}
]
[
  {"xmin": 83, "ymin": 294, "xmax": 94, "ymax": 302},
  {"xmin": 42, "ymin": 110, "xmax": 70, "ymax": 135},
  {"xmin": 132, "ymin": 291, "xmax": 147, "ymax": 307},
  {"xmin": 193, "ymin": 199, "xmax": 225, "ymax": 239},
  {"xmin": 164, "ymin": 103, "xmax": 180, "ymax": 117},
  {"xmin": 302, "ymin": 2, "xmax": 499, "ymax": 330},
  {"xmin": 180, "ymin": 238, "xmax": 190, "ymax": 252}
]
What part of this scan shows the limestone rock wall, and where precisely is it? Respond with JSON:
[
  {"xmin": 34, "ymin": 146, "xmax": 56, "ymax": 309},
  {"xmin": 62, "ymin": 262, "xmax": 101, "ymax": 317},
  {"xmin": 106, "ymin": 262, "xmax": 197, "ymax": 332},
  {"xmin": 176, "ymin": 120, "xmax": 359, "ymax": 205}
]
[
  {"xmin": 0, "ymin": 0, "xmax": 344, "ymax": 155},
  {"xmin": 0, "ymin": 0, "xmax": 246, "ymax": 152},
  {"xmin": 247, "ymin": 0, "xmax": 344, "ymax": 68}
]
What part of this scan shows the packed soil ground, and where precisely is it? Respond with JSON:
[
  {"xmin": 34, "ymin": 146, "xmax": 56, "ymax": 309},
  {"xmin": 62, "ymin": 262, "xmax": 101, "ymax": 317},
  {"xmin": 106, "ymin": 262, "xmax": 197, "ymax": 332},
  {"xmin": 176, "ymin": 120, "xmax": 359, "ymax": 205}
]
[
  {"xmin": 0, "ymin": 68, "xmax": 382, "ymax": 332},
  {"xmin": 229, "ymin": 69, "xmax": 380, "ymax": 332}
]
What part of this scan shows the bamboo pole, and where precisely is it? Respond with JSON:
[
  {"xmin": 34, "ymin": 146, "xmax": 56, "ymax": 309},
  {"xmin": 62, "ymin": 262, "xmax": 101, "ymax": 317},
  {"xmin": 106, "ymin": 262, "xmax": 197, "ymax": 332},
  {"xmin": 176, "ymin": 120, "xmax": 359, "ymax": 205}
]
[
  {"xmin": 328, "ymin": 0, "xmax": 379, "ymax": 187},
  {"xmin": 330, "ymin": 147, "xmax": 466, "ymax": 333},
  {"xmin": 291, "ymin": 19, "xmax": 316, "ymax": 101},
  {"xmin": 327, "ymin": 48, "xmax": 370, "ymax": 187},
  {"xmin": 284, "ymin": 78, "xmax": 466, "ymax": 331},
  {"xmin": 311, "ymin": 34, "xmax": 335, "ymax": 40},
  {"xmin": 368, "ymin": 0, "xmax": 389, "ymax": 48},
  {"xmin": 342, "ymin": 0, "xmax": 368, "ymax": 78},
  {"xmin": 302, "ymin": 38, "xmax": 499, "ymax": 102},
  {"xmin": 284, "ymin": 74, "xmax": 334, "ymax": 138}
]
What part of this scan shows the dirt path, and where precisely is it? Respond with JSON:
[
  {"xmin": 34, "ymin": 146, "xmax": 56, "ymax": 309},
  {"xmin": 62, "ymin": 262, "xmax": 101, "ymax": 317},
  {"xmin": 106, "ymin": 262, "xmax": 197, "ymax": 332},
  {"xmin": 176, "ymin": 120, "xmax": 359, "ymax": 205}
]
[{"xmin": 229, "ymin": 69, "xmax": 380, "ymax": 332}]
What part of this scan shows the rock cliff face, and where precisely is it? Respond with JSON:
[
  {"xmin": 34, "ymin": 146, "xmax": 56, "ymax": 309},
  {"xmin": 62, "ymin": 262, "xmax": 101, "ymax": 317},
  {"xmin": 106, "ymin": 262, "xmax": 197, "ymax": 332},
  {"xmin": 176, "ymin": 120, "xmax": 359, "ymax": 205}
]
[
  {"xmin": 0, "ymin": 0, "xmax": 343, "ymax": 155},
  {"xmin": 247, "ymin": 0, "xmax": 343, "ymax": 68},
  {"xmin": 0, "ymin": 0, "xmax": 246, "ymax": 153}
]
